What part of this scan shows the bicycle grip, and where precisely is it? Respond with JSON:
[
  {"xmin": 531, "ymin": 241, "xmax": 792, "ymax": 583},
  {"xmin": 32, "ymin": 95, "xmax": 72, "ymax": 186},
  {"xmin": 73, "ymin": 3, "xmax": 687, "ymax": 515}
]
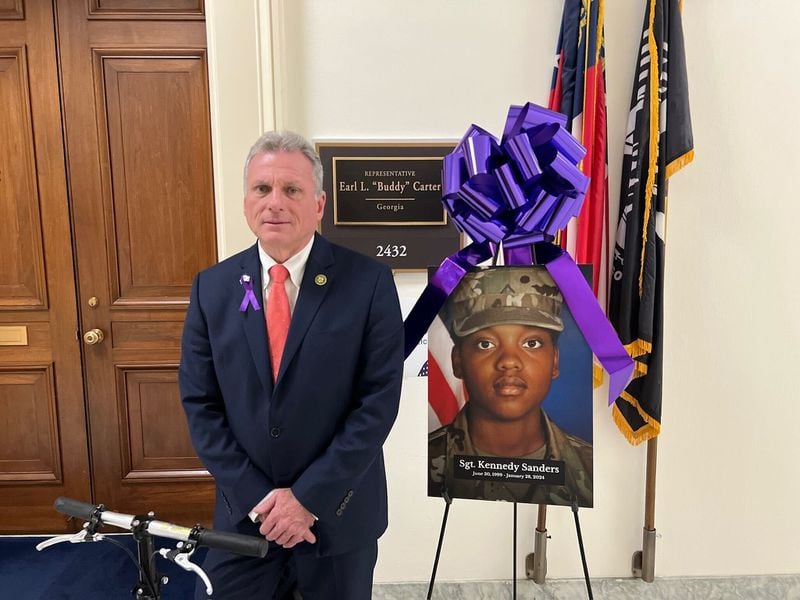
[
  {"xmin": 194, "ymin": 528, "xmax": 269, "ymax": 558},
  {"xmin": 54, "ymin": 497, "xmax": 100, "ymax": 521}
]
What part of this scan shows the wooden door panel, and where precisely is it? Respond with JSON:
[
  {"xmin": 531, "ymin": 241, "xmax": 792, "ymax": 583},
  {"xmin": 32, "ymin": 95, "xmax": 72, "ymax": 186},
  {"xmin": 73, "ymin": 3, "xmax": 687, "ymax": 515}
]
[
  {"xmin": 57, "ymin": 0, "xmax": 215, "ymax": 526},
  {"xmin": 88, "ymin": 0, "xmax": 204, "ymax": 19},
  {"xmin": 0, "ymin": 2, "xmax": 90, "ymax": 533},
  {"xmin": 97, "ymin": 52, "xmax": 216, "ymax": 302},
  {"xmin": 0, "ymin": 367, "xmax": 60, "ymax": 482},
  {"xmin": 0, "ymin": 48, "xmax": 46, "ymax": 308},
  {"xmin": 0, "ymin": 321, "xmax": 54, "ymax": 363},
  {"xmin": 117, "ymin": 366, "xmax": 204, "ymax": 478},
  {"xmin": 0, "ymin": 0, "xmax": 23, "ymax": 20},
  {"xmin": 111, "ymin": 321, "xmax": 184, "ymax": 349}
]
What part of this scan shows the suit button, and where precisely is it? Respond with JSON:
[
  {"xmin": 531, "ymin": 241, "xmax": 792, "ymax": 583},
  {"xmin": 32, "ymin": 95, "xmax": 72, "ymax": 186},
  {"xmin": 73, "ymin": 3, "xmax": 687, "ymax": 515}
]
[
  {"xmin": 347, "ymin": 490, "xmax": 354, "ymax": 498},
  {"xmin": 270, "ymin": 427, "xmax": 281, "ymax": 438},
  {"xmin": 335, "ymin": 509, "xmax": 343, "ymax": 517}
]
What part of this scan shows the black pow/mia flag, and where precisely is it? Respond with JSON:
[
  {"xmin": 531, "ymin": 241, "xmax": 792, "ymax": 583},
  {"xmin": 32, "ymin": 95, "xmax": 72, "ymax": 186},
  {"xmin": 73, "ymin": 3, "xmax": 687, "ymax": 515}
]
[{"xmin": 609, "ymin": 0, "xmax": 693, "ymax": 445}]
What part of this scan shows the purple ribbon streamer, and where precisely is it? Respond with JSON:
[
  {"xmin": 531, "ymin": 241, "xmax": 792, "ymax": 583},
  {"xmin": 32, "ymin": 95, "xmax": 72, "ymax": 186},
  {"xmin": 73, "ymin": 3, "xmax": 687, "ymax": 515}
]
[
  {"xmin": 239, "ymin": 275, "xmax": 261, "ymax": 312},
  {"xmin": 538, "ymin": 247, "xmax": 634, "ymax": 405},
  {"xmin": 402, "ymin": 241, "xmax": 494, "ymax": 358},
  {"xmin": 500, "ymin": 242, "xmax": 633, "ymax": 404}
]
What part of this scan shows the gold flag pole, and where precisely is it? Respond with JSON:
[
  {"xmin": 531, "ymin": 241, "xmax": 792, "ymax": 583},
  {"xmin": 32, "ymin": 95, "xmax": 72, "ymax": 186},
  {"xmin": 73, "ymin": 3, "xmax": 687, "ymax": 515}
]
[
  {"xmin": 633, "ymin": 177, "xmax": 674, "ymax": 583},
  {"xmin": 632, "ymin": 437, "xmax": 658, "ymax": 581}
]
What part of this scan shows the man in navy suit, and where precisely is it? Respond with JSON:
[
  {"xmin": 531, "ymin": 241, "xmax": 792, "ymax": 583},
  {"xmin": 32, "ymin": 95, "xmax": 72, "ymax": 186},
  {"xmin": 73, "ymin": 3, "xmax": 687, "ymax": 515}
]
[{"xmin": 179, "ymin": 131, "xmax": 404, "ymax": 599}]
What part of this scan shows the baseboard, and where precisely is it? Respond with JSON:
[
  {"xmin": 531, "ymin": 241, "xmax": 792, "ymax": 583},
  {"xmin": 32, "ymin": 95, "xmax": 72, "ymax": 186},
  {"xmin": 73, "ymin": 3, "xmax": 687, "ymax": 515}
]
[{"xmin": 373, "ymin": 574, "xmax": 800, "ymax": 599}]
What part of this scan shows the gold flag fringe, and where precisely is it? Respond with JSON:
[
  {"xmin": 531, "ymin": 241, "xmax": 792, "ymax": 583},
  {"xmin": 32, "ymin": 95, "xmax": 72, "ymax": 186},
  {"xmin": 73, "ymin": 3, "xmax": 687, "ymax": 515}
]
[
  {"xmin": 624, "ymin": 338, "xmax": 652, "ymax": 359},
  {"xmin": 638, "ymin": 0, "xmax": 660, "ymax": 298},
  {"xmin": 665, "ymin": 149, "xmax": 694, "ymax": 179},
  {"xmin": 613, "ymin": 397, "xmax": 661, "ymax": 446},
  {"xmin": 593, "ymin": 362, "xmax": 604, "ymax": 388}
]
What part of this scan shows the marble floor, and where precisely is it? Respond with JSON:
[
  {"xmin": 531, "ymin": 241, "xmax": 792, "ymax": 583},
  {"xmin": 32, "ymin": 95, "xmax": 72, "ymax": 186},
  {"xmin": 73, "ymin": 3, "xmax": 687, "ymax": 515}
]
[{"xmin": 373, "ymin": 575, "xmax": 800, "ymax": 599}]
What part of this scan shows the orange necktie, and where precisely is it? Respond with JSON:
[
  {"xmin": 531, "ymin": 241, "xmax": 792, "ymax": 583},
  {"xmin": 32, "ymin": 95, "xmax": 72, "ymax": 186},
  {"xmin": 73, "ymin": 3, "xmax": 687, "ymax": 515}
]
[{"xmin": 266, "ymin": 264, "xmax": 290, "ymax": 383}]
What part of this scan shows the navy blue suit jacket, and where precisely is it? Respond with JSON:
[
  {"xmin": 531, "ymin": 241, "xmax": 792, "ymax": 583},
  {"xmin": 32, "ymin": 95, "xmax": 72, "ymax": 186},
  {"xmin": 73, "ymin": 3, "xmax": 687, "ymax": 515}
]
[{"xmin": 179, "ymin": 234, "xmax": 403, "ymax": 556}]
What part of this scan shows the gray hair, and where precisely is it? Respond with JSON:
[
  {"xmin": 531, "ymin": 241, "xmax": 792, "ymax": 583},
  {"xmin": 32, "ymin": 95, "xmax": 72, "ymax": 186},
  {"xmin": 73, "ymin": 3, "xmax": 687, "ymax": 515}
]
[{"xmin": 242, "ymin": 130, "xmax": 324, "ymax": 195}]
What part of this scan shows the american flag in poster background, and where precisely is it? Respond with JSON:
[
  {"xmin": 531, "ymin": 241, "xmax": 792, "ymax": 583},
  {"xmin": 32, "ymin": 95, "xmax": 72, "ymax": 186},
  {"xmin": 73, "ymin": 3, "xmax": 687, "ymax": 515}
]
[
  {"xmin": 426, "ymin": 315, "xmax": 466, "ymax": 431},
  {"xmin": 403, "ymin": 288, "xmax": 465, "ymax": 431}
]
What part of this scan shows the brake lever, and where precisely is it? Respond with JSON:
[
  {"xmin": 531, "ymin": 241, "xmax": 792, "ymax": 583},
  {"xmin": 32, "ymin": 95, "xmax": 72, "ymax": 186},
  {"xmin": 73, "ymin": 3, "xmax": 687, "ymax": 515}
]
[
  {"xmin": 158, "ymin": 542, "xmax": 213, "ymax": 596},
  {"xmin": 36, "ymin": 525, "xmax": 105, "ymax": 552}
]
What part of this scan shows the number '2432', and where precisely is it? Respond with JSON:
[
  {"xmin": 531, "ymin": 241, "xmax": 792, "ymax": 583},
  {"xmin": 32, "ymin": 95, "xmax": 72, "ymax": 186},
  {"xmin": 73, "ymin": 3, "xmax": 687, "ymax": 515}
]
[{"xmin": 375, "ymin": 245, "xmax": 407, "ymax": 258}]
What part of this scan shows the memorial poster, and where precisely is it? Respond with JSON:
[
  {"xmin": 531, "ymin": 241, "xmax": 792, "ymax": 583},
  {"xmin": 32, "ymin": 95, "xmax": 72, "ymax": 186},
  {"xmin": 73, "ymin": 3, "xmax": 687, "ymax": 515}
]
[{"xmin": 427, "ymin": 265, "xmax": 593, "ymax": 507}]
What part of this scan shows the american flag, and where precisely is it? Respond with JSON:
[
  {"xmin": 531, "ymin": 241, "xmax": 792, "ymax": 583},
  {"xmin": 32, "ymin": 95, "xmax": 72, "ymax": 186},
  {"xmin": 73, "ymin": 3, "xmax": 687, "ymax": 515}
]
[{"xmin": 426, "ymin": 315, "xmax": 467, "ymax": 432}]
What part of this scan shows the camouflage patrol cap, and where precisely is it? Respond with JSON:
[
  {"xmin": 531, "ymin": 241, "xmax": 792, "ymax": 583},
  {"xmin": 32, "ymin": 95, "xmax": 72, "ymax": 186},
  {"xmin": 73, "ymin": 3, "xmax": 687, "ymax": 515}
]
[{"xmin": 443, "ymin": 266, "xmax": 564, "ymax": 338}]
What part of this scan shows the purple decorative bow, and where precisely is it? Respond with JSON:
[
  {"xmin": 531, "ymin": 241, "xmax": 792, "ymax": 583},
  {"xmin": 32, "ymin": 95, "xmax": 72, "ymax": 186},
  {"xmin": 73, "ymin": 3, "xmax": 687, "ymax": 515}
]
[
  {"xmin": 402, "ymin": 102, "xmax": 633, "ymax": 404},
  {"xmin": 239, "ymin": 274, "xmax": 261, "ymax": 312},
  {"xmin": 442, "ymin": 102, "xmax": 589, "ymax": 257}
]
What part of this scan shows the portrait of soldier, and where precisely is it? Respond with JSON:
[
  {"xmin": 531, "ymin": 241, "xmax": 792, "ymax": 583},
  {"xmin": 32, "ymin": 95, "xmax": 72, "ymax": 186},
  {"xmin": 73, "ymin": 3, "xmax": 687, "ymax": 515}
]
[{"xmin": 428, "ymin": 265, "xmax": 593, "ymax": 507}]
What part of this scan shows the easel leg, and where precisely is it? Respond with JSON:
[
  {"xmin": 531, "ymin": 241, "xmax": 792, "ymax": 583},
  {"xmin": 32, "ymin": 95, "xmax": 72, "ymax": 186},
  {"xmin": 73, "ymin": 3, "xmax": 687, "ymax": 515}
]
[
  {"xmin": 571, "ymin": 501, "xmax": 593, "ymax": 600},
  {"xmin": 427, "ymin": 497, "xmax": 452, "ymax": 600},
  {"xmin": 512, "ymin": 503, "xmax": 517, "ymax": 600}
]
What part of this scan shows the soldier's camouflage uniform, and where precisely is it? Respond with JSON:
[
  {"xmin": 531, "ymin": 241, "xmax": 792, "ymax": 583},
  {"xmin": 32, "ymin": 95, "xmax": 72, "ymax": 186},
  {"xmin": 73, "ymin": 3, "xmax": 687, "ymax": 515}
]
[{"xmin": 428, "ymin": 407, "xmax": 593, "ymax": 507}]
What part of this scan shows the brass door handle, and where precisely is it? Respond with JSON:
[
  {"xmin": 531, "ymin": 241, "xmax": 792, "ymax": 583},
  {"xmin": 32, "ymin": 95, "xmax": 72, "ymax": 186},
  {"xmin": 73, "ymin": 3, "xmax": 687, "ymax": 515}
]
[{"xmin": 83, "ymin": 328, "xmax": 105, "ymax": 345}]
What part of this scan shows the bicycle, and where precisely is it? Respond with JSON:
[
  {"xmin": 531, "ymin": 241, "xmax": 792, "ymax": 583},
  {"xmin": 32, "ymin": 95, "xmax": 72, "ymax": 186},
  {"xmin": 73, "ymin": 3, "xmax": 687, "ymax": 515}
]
[{"xmin": 36, "ymin": 497, "xmax": 269, "ymax": 599}]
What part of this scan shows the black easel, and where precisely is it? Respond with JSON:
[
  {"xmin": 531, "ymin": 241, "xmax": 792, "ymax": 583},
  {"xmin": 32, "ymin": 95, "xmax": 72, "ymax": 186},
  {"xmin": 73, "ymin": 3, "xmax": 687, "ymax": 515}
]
[
  {"xmin": 428, "ymin": 498, "xmax": 594, "ymax": 600},
  {"xmin": 512, "ymin": 503, "xmax": 518, "ymax": 599},
  {"xmin": 427, "ymin": 494, "xmax": 452, "ymax": 600},
  {"xmin": 428, "ymin": 497, "xmax": 522, "ymax": 600},
  {"xmin": 571, "ymin": 499, "xmax": 593, "ymax": 599}
]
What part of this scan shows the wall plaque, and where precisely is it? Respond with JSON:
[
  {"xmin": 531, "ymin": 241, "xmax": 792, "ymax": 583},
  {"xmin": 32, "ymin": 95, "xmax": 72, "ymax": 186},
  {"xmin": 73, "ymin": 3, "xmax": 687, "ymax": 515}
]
[{"xmin": 317, "ymin": 142, "xmax": 460, "ymax": 271}]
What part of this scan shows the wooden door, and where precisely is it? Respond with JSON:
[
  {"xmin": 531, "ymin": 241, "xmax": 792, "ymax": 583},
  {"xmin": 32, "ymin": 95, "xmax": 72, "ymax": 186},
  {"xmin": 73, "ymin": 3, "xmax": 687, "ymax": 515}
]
[
  {"xmin": 0, "ymin": 0, "xmax": 91, "ymax": 533},
  {"xmin": 55, "ymin": 0, "xmax": 216, "ymax": 525}
]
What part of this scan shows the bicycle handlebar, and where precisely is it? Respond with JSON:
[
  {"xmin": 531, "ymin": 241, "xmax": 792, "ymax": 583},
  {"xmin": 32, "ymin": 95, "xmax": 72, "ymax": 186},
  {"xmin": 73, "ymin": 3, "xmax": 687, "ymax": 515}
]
[
  {"xmin": 194, "ymin": 528, "xmax": 270, "ymax": 559},
  {"xmin": 54, "ymin": 496, "xmax": 98, "ymax": 522},
  {"xmin": 54, "ymin": 497, "xmax": 268, "ymax": 558}
]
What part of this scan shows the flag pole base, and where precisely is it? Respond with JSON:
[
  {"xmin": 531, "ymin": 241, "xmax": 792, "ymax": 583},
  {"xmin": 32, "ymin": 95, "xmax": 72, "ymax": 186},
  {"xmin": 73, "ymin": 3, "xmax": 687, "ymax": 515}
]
[
  {"xmin": 631, "ymin": 527, "xmax": 656, "ymax": 582},
  {"xmin": 525, "ymin": 528, "xmax": 548, "ymax": 583}
]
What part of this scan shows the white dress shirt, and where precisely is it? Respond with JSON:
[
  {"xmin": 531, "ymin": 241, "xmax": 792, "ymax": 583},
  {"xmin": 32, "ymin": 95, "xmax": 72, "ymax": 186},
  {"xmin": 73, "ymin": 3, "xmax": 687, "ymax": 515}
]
[{"xmin": 258, "ymin": 235, "xmax": 314, "ymax": 315}]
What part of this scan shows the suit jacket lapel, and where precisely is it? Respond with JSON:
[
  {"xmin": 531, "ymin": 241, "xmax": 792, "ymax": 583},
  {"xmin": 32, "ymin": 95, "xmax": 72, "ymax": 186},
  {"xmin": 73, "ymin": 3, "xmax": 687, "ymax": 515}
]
[
  {"xmin": 239, "ymin": 243, "xmax": 273, "ymax": 394},
  {"xmin": 276, "ymin": 234, "xmax": 334, "ymax": 384}
]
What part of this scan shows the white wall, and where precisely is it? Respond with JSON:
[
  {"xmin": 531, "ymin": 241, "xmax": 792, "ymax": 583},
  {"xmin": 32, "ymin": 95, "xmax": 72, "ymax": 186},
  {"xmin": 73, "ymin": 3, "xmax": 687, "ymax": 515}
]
[
  {"xmin": 207, "ymin": 0, "xmax": 800, "ymax": 582},
  {"xmin": 206, "ymin": 0, "xmax": 277, "ymax": 257}
]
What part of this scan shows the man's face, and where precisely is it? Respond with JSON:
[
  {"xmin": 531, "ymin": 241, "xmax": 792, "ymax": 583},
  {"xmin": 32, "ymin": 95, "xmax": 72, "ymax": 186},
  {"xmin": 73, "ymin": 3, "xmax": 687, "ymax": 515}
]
[
  {"xmin": 244, "ymin": 150, "xmax": 325, "ymax": 263},
  {"xmin": 452, "ymin": 324, "xmax": 559, "ymax": 423}
]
